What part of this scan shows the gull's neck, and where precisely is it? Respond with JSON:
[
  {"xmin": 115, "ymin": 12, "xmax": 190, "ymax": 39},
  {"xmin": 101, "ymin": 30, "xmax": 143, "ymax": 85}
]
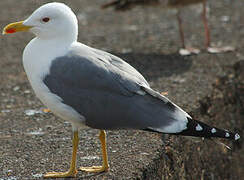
[
  {"xmin": 23, "ymin": 36, "xmax": 76, "ymax": 82},
  {"xmin": 35, "ymin": 36, "xmax": 76, "ymax": 50}
]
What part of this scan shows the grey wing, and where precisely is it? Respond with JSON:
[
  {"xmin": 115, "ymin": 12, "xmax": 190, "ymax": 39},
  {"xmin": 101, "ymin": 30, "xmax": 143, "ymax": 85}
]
[
  {"xmin": 91, "ymin": 47, "xmax": 150, "ymax": 88},
  {"xmin": 43, "ymin": 50, "xmax": 189, "ymax": 133}
]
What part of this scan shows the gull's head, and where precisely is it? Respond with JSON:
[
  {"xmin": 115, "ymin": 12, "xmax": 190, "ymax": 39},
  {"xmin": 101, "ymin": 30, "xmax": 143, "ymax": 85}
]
[{"xmin": 3, "ymin": 2, "xmax": 78, "ymax": 42}]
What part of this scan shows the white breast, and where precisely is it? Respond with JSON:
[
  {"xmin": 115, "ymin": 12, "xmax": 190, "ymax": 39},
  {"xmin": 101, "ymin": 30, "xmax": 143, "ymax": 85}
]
[{"xmin": 23, "ymin": 38, "xmax": 86, "ymax": 129}]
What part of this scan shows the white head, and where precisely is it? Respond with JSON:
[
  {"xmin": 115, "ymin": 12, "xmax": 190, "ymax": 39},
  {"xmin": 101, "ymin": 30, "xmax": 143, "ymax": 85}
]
[{"xmin": 3, "ymin": 3, "xmax": 78, "ymax": 43}]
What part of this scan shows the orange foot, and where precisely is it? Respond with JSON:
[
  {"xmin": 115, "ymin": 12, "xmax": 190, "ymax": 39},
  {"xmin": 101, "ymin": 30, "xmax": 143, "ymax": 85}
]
[
  {"xmin": 42, "ymin": 108, "xmax": 51, "ymax": 113},
  {"xmin": 80, "ymin": 165, "xmax": 108, "ymax": 173},
  {"xmin": 160, "ymin": 91, "xmax": 168, "ymax": 96},
  {"xmin": 44, "ymin": 169, "xmax": 78, "ymax": 178}
]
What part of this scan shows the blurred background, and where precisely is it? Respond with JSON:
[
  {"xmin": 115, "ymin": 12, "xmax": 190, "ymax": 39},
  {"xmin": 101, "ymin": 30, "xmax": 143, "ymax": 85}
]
[{"xmin": 0, "ymin": 0, "xmax": 243, "ymax": 179}]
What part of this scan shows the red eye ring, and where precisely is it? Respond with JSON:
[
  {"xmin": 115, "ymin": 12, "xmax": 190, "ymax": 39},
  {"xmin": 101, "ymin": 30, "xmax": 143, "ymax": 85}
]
[{"xmin": 42, "ymin": 17, "xmax": 50, "ymax": 22}]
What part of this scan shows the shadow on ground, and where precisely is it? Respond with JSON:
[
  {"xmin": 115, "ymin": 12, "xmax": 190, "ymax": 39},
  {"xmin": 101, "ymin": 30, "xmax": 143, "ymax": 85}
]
[{"xmin": 114, "ymin": 52, "xmax": 192, "ymax": 80}]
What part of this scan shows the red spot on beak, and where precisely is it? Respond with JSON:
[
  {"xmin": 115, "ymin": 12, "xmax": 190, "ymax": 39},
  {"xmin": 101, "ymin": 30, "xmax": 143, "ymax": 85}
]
[{"xmin": 6, "ymin": 28, "xmax": 16, "ymax": 34}]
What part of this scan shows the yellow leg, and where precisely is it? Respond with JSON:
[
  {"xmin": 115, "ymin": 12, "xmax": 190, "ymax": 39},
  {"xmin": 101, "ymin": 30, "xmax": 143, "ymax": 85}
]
[
  {"xmin": 44, "ymin": 131, "xmax": 79, "ymax": 178},
  {"xmin": 80, "ymin": 130, "xmax": 109, "ymax": 173}
]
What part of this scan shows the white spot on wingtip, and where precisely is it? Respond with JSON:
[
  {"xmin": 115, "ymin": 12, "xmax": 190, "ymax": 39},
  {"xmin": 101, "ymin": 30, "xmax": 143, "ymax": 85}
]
[
  {"xmin": 235, "ymin": 133, "xmax": 240, "ymax": 140},
  {"xmin": 225, "ymin": 132, "xmax": 230, "ymax": 137},
  {"xmin": 211, "ymin": 128, "xmax": 216, "ymax": 133},
  {"xmin": 196, "ymin": 124, "xmax": 203, "ymax": 131}
]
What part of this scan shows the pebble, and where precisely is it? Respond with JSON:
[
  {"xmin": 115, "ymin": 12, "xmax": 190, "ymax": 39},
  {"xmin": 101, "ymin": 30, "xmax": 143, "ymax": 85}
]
[{"xmin": 13, "ymin": 86, "xmax": 20, "ymax": 91}]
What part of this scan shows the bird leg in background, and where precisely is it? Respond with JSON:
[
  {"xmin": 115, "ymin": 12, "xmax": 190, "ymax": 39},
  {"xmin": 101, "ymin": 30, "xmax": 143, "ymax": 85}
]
[
  {"xmin": 44, "ymin": 131, "xmax": 79, "ymax": 178},
  {"xmin": 202, "ymin": 0, "xmax": 235, "ymax": 53},
  {"xmin": 80, "ymin": 130, "xmax": 109, "ymax": 173},
  {"xmin": 177, "ymin": 10, "xmax": 200, "ymax": 56},
  {"xmin": 202, "ymin": 0, "xmax": 210, "ymax": 48},
  {"xmin": 177, "ymin": 10, "xmax": 185, "ymax": 49}
]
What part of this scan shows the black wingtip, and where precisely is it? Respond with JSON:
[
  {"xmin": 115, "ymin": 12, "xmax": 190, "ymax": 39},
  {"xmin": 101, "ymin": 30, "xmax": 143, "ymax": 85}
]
[{"xmin": 174, "ymin": 117, "xmax": 240, "ymax": 141}]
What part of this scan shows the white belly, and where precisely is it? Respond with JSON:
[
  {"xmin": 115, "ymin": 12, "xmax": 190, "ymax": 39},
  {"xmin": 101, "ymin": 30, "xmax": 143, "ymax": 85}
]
[
  {"xmin": 22, "ymin": 38, "xmax": 86, "ymax": 129},
  {"xmin": 31, "ymin": 78, "xmax": 86, "ymax": 127}
]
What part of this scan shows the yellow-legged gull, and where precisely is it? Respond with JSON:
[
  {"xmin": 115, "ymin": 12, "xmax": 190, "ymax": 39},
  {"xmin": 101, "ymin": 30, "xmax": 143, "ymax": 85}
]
[{"xmin": 3, "ymin": 2, "xmax": 240, "ymax": 178}]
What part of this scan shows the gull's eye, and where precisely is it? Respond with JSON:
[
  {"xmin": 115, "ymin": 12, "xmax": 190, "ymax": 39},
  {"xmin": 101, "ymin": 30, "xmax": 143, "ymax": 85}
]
[{"xmin": 42, "ymin": 17, "xmax": 50, "ymax": 23}]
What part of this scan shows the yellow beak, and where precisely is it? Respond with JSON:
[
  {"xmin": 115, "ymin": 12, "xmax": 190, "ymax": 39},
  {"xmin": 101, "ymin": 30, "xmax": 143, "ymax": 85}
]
[{"xmin": 2, "ymin": 21, "xmax": 32, "ymax": 35}]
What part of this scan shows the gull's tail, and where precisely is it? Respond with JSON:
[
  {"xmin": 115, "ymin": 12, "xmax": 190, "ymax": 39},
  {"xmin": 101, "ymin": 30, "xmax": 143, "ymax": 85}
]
[{"xmin": 140, "ymin": 86, "xmax": 240, "ymax": 142}]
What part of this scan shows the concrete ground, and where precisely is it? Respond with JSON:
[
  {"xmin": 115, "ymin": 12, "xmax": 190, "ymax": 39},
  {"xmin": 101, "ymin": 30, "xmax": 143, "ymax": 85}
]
[{"xmin": 0, "ymin": 0, "xmax": 243, "ymax": 179}]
